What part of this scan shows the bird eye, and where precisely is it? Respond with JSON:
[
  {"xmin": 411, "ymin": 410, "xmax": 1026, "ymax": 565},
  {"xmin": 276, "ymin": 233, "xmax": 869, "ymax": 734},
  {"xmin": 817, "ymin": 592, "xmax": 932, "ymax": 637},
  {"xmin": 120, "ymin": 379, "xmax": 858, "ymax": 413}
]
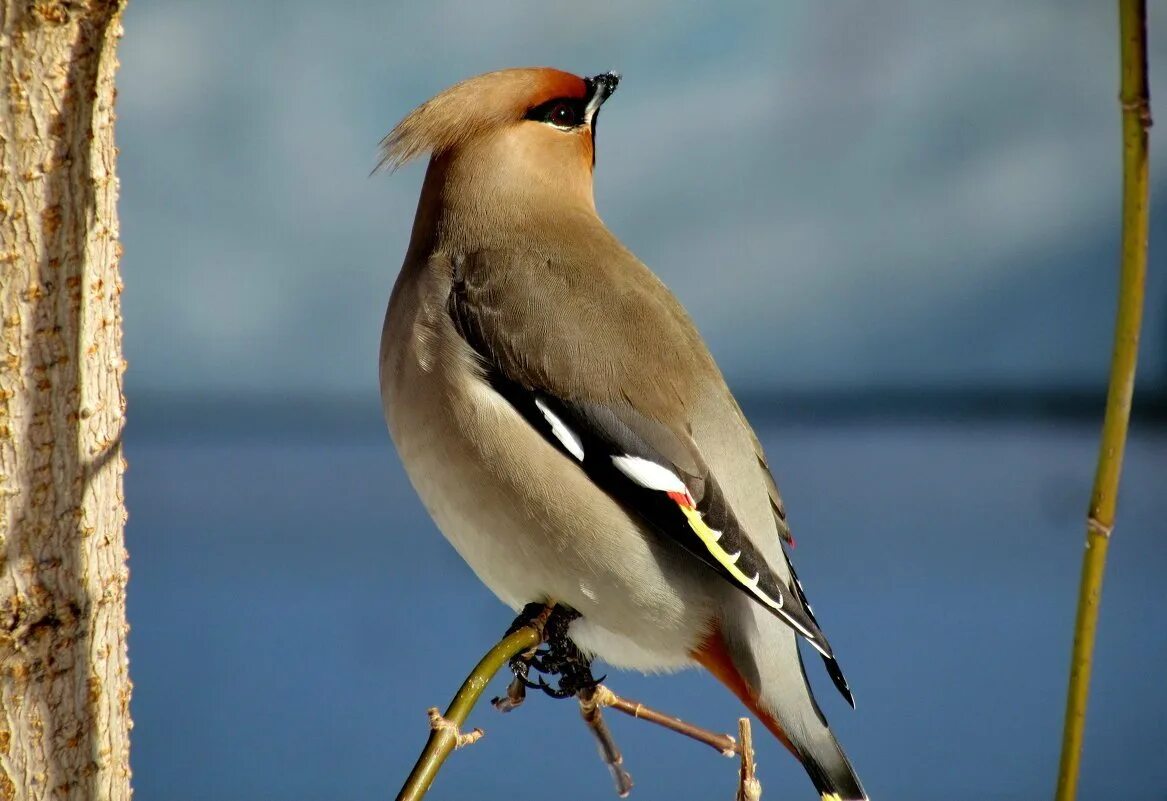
[
  {"xmin": 524, "ymin": 97, "xmax": 585, "ymax": 129},
  {"xmin": 548, "ymin": 102, "xmax": 577, "ymax": 127}
]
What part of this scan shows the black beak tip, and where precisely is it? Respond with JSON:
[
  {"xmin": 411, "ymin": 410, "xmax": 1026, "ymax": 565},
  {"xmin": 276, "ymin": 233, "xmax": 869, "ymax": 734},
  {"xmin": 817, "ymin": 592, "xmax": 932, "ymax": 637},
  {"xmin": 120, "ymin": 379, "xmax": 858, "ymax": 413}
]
[{"xmin": 587, "ymin": 70, "xmax": 621, "ymax": 102}]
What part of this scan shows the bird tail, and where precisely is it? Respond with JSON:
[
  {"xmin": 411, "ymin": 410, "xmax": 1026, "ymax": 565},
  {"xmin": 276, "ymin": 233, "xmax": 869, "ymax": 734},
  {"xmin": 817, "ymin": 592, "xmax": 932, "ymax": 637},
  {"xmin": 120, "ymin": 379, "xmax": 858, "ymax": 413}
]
[{"xmin": 694, "ymin": 613, "xmax": 867, "ymax": 801}]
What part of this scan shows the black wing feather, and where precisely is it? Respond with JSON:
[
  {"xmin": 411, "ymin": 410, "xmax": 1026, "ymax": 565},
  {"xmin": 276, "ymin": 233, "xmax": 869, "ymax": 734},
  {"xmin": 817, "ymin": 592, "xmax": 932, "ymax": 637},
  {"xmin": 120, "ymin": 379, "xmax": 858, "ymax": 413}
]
[{"xmin": 449, "ymin": 274, "xmax": 853, "ymax": 702}]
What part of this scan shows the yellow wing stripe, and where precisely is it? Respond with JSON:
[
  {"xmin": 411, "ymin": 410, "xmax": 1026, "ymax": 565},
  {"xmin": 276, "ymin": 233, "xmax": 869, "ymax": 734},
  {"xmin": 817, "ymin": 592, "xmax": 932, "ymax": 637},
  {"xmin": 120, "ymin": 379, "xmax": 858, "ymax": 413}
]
[{"xmin": 677, "ymin": 504, "xmax": 790, "ymax": 615}]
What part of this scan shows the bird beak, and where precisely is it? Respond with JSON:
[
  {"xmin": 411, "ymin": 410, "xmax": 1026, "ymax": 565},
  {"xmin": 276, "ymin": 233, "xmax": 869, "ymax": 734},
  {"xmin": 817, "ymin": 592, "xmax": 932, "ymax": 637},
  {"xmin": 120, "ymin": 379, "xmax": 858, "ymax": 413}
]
[{"xmin": 584, "ymin": 71, "xmax": 620, "ymax": 121}]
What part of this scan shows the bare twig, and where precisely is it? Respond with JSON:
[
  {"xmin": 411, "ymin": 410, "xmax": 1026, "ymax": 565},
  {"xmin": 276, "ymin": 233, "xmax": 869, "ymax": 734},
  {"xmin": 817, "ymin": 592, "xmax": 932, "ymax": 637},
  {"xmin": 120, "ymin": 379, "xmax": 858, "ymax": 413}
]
[
  {"xmin": 579, "ymin": 686, "xmax": 634, "ymax": 797},
  {"xmin": 396, "ymin": 609, "xmax": 757, "ymax": 801},
  {"xmin": 589, "ymin": 684, "xmax": 739, "ymax": 758},
  {"xmin": 736, "ymin": 718, "xmax": 761, "ymax": 801},
  {"xmin": 491, "ymin": 675, "xmax": 527, "ymax": 713},
  {"xmin": 426, "ymin": 708, "xmax": 483, "ymax": 748},
  {"xmin": 1055, "ymin": 2, "xmax": 1151, "ymax": 800},
  {"xmin": 395, "ymin": 623, "xmax": 543, "ymax": 801}
]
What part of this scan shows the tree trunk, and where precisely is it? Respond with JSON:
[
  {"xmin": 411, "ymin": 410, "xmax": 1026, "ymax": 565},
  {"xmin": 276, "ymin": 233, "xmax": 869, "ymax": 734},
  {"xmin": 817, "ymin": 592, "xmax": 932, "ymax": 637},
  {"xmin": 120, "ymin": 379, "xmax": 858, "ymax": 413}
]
[{"xmin": 0, "ymin": 1, "xmax": 131, "ymax": 800}]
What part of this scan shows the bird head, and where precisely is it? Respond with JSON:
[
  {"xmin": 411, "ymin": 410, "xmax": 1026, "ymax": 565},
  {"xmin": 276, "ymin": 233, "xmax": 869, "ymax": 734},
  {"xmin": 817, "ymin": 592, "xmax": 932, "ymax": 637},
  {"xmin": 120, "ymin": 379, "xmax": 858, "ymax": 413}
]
[{"xmin": 380, "ymin": 67, "xmax": 620, "ymax": 209}]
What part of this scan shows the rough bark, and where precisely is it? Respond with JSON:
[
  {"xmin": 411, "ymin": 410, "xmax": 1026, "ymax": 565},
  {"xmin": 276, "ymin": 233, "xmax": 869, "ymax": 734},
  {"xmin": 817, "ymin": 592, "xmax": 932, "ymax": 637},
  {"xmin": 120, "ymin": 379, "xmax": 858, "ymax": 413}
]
[{"xmin": 0, "ymin": 1, "xmax": 131, "ymax": 800}]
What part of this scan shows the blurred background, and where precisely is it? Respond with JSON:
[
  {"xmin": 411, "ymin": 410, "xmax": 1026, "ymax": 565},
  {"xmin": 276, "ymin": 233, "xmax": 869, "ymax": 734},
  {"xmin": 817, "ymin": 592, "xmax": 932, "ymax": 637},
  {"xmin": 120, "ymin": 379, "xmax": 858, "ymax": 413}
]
[{"xmin": 117, "ymin": 3, "xmax": 1165, "ymax": 800}]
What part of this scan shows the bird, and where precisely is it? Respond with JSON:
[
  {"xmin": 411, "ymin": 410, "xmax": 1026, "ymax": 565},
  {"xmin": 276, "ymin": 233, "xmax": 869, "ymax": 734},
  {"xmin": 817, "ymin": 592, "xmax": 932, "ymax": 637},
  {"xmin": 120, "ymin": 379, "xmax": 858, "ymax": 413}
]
[{"xmin": 378, "ymin": 67, "xmax": 866, "ymax": 801}]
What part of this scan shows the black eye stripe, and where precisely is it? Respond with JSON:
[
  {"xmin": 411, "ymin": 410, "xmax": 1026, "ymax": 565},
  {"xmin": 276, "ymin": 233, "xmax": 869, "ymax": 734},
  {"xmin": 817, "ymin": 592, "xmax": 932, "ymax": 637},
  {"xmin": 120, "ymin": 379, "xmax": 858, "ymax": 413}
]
[{"xmin": 524, "ymin": 97, "xmax": 587, "ymax": 128}]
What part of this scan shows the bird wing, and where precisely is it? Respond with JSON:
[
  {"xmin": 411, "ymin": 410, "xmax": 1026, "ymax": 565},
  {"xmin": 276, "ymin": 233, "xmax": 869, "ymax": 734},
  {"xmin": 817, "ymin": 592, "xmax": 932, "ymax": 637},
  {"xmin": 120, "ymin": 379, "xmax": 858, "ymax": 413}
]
[
  {"xmin": 735, "ymin": 399, "xmax": 796, "ymax": 546},
  {"xmin": 444, "ymin": 245, "xmax": 853, "ymax": 705}
]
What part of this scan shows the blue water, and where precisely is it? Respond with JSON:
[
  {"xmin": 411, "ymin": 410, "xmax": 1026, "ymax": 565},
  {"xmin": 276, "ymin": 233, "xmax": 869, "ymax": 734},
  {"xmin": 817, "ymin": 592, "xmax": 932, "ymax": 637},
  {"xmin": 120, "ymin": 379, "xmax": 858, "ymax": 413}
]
[{"xmin": 125, "ymin": 418, "xmax": 1166, "ymax": 800}]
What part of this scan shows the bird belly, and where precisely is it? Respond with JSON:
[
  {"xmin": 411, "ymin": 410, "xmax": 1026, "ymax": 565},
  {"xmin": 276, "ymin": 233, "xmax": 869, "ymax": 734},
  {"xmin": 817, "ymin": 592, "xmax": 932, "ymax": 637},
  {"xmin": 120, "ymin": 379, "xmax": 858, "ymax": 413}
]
[{"xmin": 383, "ymin": 331, "xmax": 714, "ymax": 672}]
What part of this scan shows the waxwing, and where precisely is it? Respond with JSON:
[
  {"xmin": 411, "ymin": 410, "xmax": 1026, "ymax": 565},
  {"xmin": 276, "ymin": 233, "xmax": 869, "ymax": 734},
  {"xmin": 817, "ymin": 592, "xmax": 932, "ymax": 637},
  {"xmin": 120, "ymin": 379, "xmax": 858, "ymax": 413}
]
[{"xmin": 379, "ymin": 67, "xmax": 866, "ymax": 801}]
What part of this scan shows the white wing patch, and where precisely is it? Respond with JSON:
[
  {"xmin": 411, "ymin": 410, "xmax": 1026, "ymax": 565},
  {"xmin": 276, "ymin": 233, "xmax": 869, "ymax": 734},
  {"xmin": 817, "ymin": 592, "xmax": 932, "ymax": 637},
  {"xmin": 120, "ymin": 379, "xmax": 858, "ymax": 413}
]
[
  {"xmin": 611, "ymin": 455, "xmax": 690, "ymax": 496},
  {"xmin": 535, "ymin": 399, "xmax": 585, "ymax": 461},
  {"xmin": 607, "ymin": 453, "xmax": 830, "ymax": 658}
]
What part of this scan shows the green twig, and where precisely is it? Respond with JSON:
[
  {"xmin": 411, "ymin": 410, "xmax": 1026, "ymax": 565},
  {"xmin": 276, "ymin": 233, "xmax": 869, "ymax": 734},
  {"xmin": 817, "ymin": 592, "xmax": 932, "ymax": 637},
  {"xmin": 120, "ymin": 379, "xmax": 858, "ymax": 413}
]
[
  {"xmin": 1055, "ymin": 2, "xmax": 1151, "ymax": 799},
  {"xmin": 395, "ymin": 625, "xmax": 541, "ymax": 801},
  {"xmin": 395, "ymin": 621, "xmax": 751, "ymax": 800}
]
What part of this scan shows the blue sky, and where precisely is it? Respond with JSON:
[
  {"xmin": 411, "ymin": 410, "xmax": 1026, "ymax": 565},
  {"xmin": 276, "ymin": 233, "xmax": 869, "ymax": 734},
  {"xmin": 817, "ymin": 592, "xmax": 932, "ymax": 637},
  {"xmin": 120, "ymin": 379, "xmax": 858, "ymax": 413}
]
[{"xmin": 116, "ymin": 2, "xmax": 1166, "ymax": 399}]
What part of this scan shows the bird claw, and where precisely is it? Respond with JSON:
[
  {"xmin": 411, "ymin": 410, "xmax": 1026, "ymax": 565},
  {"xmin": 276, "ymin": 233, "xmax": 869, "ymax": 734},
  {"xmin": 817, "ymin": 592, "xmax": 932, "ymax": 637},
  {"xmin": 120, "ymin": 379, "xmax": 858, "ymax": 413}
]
[
  {"xmin": 502, "ymin": 603, "xmax": 598, "ymax": 701},
  {"xmin": 509, "ymin": 657, "xmax": 541, "ymax": 690},
  {"xmin": 536, "ymin": 675, "xmax": 575, "ymax": 699}
]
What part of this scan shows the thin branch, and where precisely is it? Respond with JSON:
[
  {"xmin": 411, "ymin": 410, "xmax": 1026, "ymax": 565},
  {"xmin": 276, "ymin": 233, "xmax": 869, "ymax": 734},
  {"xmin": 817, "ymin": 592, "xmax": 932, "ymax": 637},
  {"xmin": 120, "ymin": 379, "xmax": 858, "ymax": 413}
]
[
  {"xmin": 426, "ymin": 708, "xmax": 484, "ymax": 748},
  {"xmin": 588, "ymin": 684, "xmax": 739, "ymax": 758},
  {"xmin": 736, "ymin": 718, "xmax": 761, "ymax": 801},
  {"xmin": 491, "ymin": 675, "xmax": 527, "ymax": 713},
  {"xmin": 578, "ymin": 686, "xmax": 634, "ymax": 797},
  {"xmin": 1055, "ymin": 2, "xmax": 1150, "ymax": 800},
  {"xmin": 395, "ymin": 624, "xmax": 542, "ymax": 801},
  {"xmin": 396, "ymin": 611, "xmax": 756, "ymax": 800}
]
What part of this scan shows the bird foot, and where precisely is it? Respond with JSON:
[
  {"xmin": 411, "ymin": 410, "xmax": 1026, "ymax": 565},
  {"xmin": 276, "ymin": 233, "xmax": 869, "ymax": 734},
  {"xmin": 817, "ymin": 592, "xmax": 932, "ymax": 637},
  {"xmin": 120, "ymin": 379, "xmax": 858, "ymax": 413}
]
[{"xmin": 498, "ymin": 602, "xmax": 603, "ymax": 703}]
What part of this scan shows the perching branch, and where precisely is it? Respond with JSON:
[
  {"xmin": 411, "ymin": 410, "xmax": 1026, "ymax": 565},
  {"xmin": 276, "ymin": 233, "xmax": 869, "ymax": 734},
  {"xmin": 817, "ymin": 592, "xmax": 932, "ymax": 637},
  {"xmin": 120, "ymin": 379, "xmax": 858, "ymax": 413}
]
[
  {"xmin": 736, "ymin": 718, "xmax": 761, "ymax": 801},
  {"xmin": 396, "ymin": 622, "xmax": 543, "ymax": 801},
  {"xmin": 579, "ymin": 686, "xmax": 635, "ymax": 797},
  {"xmin": 1055, "ymin": 2, "xmax": 1151, "ymax": 800},
  {"xmin": 395, "ymin": 609, "xmax": 757, "ymax": 800},
  {"xmin": 584, "ymin": 684, "xmax": 740, "ymax": 758}
]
